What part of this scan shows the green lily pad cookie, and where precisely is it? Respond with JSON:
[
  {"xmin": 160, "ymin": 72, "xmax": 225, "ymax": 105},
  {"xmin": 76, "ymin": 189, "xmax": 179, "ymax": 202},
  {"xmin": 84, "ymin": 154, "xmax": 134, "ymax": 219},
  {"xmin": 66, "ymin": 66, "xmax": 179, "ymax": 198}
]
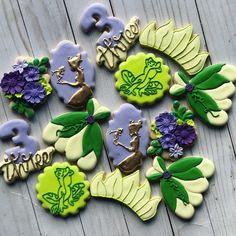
[
  {"xmin": 115, "ymin": 52, "xmax": 171, "ymax": 105},
  {"xmin": 36, "ymin": 162, "xmax": 90, "ymax": 217}
]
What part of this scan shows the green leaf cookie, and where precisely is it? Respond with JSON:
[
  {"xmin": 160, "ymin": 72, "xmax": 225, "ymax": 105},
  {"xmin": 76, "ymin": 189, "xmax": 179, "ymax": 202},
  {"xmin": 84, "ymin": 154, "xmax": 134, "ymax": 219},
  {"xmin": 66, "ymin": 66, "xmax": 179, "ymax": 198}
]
[
  {"xmin": 115, "ymin": 53, "xmax": 171, "ymax": 105},
  {"xmin": 36, "ymin": 162, "xmax": 90, "ymax": 217},
  {"xmin": 169, "ymin": 64, "xmax": 236, "ymax": 126},
  {"xmin": 42, "ymin": 98, "xmax": 110, "ymax": 171},
  {"xmin": 146, "ymin": 156, "xmax": 215, "ymax": 219}
]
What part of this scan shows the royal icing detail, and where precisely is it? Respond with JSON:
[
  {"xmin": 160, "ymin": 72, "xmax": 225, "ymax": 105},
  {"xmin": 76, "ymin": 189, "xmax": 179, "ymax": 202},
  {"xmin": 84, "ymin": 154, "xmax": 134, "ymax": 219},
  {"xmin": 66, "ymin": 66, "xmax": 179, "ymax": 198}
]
[
  {"xmin": 148, "ymin": 101, "xmax": 197, "ymax": 161},
  {"xmin": 115, "ymin": 53, "xmax": 170, "ymax": 105},
  {"xmin": 0, "ymin": 119, "xmax": 39, "ymax": 162},
  {"xmin": 0, "ymin": 147, "xmax": 55, "ymax": 183},
  {"xmin": 43, "ymin": 98, "xmax": 110, "ymax": 170},
  {"xmin": 36, "ymin": 162, "xmax": 90, "ymax": 217},
  {"xmin": 80, "ymin": 3, "xmax": 124, "ymax": 48},
  {"xmin": 90, "ymin": 169, "xmax": 161, "ymax": 221},
  {"xmin": 169, "ymin": 64, "xmax": 236, "ymax": 126},
  {"xmin": 51, "ymin": 40, "xmax": 95, "ymax": 108},
  {"xmin": 106, "ymin": 104, "xmax": 149, "ymax": 174},
  {"xmin": 0, "ymin": 57, "xmax": 52, "ymax": 118},
  {"xmin": 139, "ymin": 20, "xmax": 209, "ymax": 75},
  {"xmin": 96, "ymin": 17, "xmax": 140, "ymax": 71},
  {"xmin": 80, "ymin": 3, "xmax": 140, "ymax": 70},
  {"xmin": 146, "ymin": 156, "xmax": 215, "ymax": 219}
]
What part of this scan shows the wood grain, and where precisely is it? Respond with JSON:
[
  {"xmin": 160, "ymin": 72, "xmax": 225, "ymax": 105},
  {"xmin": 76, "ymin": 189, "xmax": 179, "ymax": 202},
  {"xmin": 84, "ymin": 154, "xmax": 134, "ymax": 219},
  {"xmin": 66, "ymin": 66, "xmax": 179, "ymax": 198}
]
[{"xmin": 0, "ymin": 0, "xmax": 234, "ymax": 235}]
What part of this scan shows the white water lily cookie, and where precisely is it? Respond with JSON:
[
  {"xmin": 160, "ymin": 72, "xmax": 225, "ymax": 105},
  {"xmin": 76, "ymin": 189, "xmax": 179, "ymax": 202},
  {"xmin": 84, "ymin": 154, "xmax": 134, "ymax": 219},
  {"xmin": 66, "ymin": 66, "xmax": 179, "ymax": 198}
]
[
  {"xmin": 169, "ymin": 64, "xmax": 236, "ymax": 126},
  {"xmin": 146, "ymin": 156, "xmax": 215, "ymax": 219},
  {"xmin": 42, "ymin": 98, "xmax": 110, "ymax": 171}
]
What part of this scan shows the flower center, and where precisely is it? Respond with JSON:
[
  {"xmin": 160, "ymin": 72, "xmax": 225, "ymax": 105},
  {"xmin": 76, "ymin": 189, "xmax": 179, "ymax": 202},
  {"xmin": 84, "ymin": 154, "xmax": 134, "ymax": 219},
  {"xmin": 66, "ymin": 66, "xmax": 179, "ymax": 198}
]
[
  {"xmin": 163, "ymin": 171, "xmax": 172, "ymax": 179},
  {"xmin": 185, "ymin": 84, "xmax": 194, "ymax": 92},
  {"xmin": 87, "ymin": 115, "xmax": 95, "ymax": 124}
]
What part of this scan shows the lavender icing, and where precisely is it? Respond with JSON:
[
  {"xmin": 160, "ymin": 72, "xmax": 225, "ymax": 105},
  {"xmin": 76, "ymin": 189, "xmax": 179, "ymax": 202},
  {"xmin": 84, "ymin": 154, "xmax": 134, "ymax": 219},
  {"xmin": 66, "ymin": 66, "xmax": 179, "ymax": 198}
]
[{"xmin": 50, "ymin": 40, "xmax": 95, "ymax": 105}]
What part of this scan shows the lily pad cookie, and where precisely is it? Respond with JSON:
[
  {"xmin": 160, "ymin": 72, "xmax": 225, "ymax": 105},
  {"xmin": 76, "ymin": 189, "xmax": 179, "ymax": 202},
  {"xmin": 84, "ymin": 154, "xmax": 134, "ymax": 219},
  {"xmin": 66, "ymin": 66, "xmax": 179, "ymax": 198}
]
[
  {"xmin": 148, "ymin": 100, "xmax": 197, "ymax": 161},
  {"xmin": 36, "ymin": 162, "xmax": 90, "ymax": 217},
  {"xmin": 51, "ymin": 40, "xmax": 95, "ymax": 108},
  {"xmin": 43, "ymin": 98, "xmax": 110, "ymax": 171},
  {"xmin": 0, "ymin": 56, "xmax": 52, "ymax": 118},
  {"xmin": 169, "ymin": 64, "xmax": 236, "ymax": 126},
  {"xmin": 146, "ymin": 156, "xmax": 215, "ymax": 219},
  {"xmin": 115, "ymin": 53, "xmax": 170, "ymax": 105},
  {"xmin": 106, "ymin": 103, "xmax": 149, "ymax": 174}
]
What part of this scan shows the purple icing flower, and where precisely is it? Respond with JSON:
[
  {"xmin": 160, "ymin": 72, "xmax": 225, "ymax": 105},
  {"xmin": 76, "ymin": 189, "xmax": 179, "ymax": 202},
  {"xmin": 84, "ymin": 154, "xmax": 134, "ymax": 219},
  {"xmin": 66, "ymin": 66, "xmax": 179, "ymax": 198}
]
[
  {"xmin": 87, "ymin": 115, "xmax": 95, "ymax": 124},
  {"xmin": 159, "ymin": 133, "xmax": 176, "ymax": 149},
  {"xmin": 155, "ymin": 112, "xmax": 177, "ymax": 134},
  {"xmin": 12, "ymin": 60, "xmax": 28, "ymax": 74},
  {"xmin": 23, "ymin": 82, "xmax": 46, "ymax": 104},
  {"xmin": 23, "ymin": 66, "xmax": 40, "ymax": 82},
  {"xmin": 169, "ymin": 143, "xmax": 183, "ymax": 160},
  {"xmin": 163, "ymin": 171, "xmax": 172, "ymax": 179},
  {"xmin": 185, "ymin": 83, "xmax": 194, "ymax": 92},
  {"xmin": 175, "ymin": 123, "xmax": 196, "ymax": 146},
  {"xmin": 0, "ymin": 72, "xmax": 25, "ymax": 94}
]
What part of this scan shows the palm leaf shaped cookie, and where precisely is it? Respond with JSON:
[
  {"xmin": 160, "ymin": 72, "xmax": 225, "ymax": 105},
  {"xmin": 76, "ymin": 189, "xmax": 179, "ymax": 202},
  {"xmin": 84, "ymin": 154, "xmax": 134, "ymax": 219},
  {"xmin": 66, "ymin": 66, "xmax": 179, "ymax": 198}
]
[
  {"xmin": 146, "ymin": 156, "xmax": 215, "ymax": 219},
  {"xmin": 90, "ymin": 169, "xmax": 161, "ymax": 221},
  {"xmin": 42, "ymin": 98, "xmax": 110, "ymax": 170},
  {"xmin": 169, "ymin": 64, "xmax": 236, "ymax": 126},
  {"xmin": 139, "ymin": 20, "xmax": 209, "ymax": 75}
]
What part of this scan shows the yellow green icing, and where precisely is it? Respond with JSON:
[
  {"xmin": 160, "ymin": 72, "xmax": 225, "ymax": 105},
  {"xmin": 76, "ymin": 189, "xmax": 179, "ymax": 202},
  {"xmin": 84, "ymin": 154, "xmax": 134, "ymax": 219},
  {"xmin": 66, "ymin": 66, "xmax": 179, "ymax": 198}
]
[
  {"xmin": 115, "ymin": 52, "xmax": 170, "ymax": 105},
  {"xmin": 36, "ymin": 162, "xmax": 90, "ymax": 217},
  {"xmin": 139, "ymin": 20, "xmax": 209, "ymax": 75}
]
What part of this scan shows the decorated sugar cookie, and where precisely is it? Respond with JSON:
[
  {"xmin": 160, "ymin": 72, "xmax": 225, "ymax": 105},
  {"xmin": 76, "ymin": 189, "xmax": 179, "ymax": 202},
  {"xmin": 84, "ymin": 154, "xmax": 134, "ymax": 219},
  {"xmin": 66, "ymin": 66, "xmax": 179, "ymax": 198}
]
[
  {"xmin": 146, "ymin": 156, "xmax": 215, "ymax": 219},
  {"xmin": 36, "ymin": 162, "xmax": 90, "ymax": 217},
  {"xmin": 43, "ymin": 98, "xmax": 110, "ymax": 171},
  {"xmin": 80, "ymin": 3, "xmax": 140, "ymax": 70},
  {"xmin": 115, "ymin": 53, "xmax": 171, "ymax": 105},
  {"xmin": 90, "ymin": 169, "xmax": 161, "ymax": 221},
  {"xmin": 169, "ymin": 64, "xmax": 236, "ymax": 126},
  {"xmin": 0, "ymin": 119, "xmax": 54, "ymax": 183},
  {"xmin": 139, "ymin": 20, "xmax": 209, "ymax": 75},
  {"xmin": 148, "ymin": 101, "xmax": 197, "ymax": 161},
  {"xmin": 0, "ymin": 56, "xmax": 52, "ymax": 118},
  {"xmin": 51, "ymin": 40, "xmax": 95, "ymax": 108},
  {"xmin": 106, "ymin": 103, "xmax": 149, "ymax": 174}
]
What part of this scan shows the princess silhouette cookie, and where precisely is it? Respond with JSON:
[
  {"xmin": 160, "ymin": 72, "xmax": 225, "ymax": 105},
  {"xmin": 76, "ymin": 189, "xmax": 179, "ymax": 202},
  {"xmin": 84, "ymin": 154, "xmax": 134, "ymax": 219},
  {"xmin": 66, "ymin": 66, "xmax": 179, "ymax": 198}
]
[
  {"xmin": 106, "ymin": 104, "xmax": 149, "ymax": 174},
  {"xmin": 50, "ymin": 40, "xmax": 95, "ymax": 108},
  {"xmin": 115, "ymin": 53, "xmax": 171, "ymax": 105},
  {"xmin": 36, "ymin": 162, "xmax": 90, "ymax": 217}
]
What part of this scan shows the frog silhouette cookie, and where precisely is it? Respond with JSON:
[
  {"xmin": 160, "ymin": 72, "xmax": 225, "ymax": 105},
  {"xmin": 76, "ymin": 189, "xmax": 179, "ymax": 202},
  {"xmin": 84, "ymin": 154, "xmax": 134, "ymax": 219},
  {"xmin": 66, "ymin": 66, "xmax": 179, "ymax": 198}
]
[
  {"xmin": 36, "ymin": 162, "xmax": 90, "ymax": 217},
  {"xmin": 115, "ymin": 52, "xmax": 170, "ymax": 105},
  {"xmin": 106, "ymin": 104, "xmax": 149, "ymax": 174}
]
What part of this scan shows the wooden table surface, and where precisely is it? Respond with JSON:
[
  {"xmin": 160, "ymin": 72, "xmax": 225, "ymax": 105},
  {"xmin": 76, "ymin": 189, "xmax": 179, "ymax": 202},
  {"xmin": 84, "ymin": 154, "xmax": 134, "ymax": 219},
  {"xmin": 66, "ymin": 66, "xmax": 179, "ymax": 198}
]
[{"xmin": 0, "ymin": 0, "xmax": 236, "ymax": 235}]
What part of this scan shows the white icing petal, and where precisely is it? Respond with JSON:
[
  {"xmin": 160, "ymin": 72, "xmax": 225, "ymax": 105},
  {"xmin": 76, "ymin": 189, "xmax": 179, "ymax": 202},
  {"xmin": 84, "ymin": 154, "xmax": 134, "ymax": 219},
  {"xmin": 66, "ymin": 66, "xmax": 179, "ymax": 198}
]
[
  {"xmin": 77, "ymin": 151, "xmax": 97, "ymax": 171},
  {"xmin": 54, "ymin": 137, "xmax": 69, "ymax": 153},
  {"xmin": 218, "ymin": 64, "xmax": 236, "ymax": 82},
  {"xmin": 153, "ymin": 158, "xmax": 164, "ymax": 173},
  {"xmin": 169, "ymin": 84, "xmax": 185, "ymax": 95},
  {"xmin": 173, "ymin": 177, "xmax": 209, "ymax": 193},
  {"xmin": 196, "ymin": 158, "xmax": 215, "ymax": 178},
  {"xmin": 203, "ymin": 82, "xmax": 235, "ymax": 100},
  {"xmin": 175, "ymin": 198, "xmax": 195, "ymax": 219},
  {"xmin": 146, "ymin": 167, "xmax": 160, "ymax": 178},
  {"xmin": 65, "ymin": 126, "xmax": 87, "ymax": 161},
  {"xmin": 42, "ymin": 123, "xmax": 63, "ymax": 143},
  {"xmin": 91, "ymin": 98, "xmax": 100, "ymax": 113},
  {"xmin": 207, "ymin": 110, "xmax": 228, "ymax": 126},
  {"xmin": 174, "ymin": 72, "xmax": 187, "ymax": 86},
  {"xmin": 215, "ymin": 98, "xmax": 232, "ymax": 110},
  {"xmin": 94, "ymin": 106, "xmax": 111, "ymax": 116},
  {"xmin": 187, "ymin": 191, "xmax": 203, "ymax": 206}
]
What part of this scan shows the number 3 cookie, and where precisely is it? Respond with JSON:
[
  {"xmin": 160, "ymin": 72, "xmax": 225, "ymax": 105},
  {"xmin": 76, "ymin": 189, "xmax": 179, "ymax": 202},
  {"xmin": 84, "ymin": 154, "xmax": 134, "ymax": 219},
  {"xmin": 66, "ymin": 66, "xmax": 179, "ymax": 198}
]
[{"xmin": 115, "ymin": 53, "xmax": 171, "ymax": 105}]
